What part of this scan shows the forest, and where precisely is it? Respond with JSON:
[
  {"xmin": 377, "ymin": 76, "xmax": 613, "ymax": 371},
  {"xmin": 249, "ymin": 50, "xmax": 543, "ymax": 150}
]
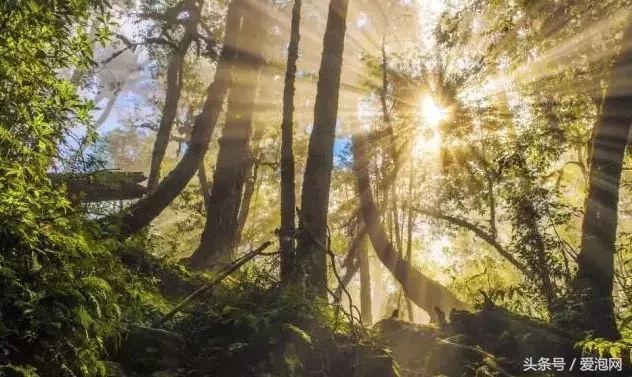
[{"xmin": 1, "ymin": 0, "xmax": 632, "ymax": 375}]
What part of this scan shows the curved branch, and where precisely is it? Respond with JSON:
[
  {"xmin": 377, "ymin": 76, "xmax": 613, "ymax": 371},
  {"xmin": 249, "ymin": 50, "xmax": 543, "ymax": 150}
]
[
  {"xmin": 98, "ymin": 0, "xmax": 245, "ymax": 238},
  {"xmin": 352, "ymin": 132, "xmax": 469, "ymax": 319},
  {"xmin": 147, "ymin": 0, "xmax": 203, "ymax": 190},
  {"xmin": 410, "ymin": 206, "xmax": 526, "ymax": 272}
]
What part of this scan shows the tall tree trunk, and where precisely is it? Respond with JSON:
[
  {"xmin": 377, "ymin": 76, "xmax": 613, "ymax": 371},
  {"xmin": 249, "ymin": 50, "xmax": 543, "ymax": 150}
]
[
  {"xmin": 390, "ymin": 187, "xmax": 403, "ymax": 254},
  {"xmin": 186, "ymin": 1, "xmax": 267, "ymax": 269},
  {"xmin": 514, "ymin": 198, "xmax": 556, "ymax": 311},
  {"xmin": 101, "ymin": 0, "xmax": 244, "ymax": 238},
  {"xmin": 280, "ymin": 0, "xmax": 302, "ymax": 283},
  {"xmin": 352, "ymin": 132, "xmax": 468, "ymax": 321},
  {"xmin": 572, "ymin": 20, "xmax": 632, "ymax": 340},
  {"xmin": 235, "ymin": 157, "xmax": 260, "ymax": 244},
  {"xmin": 380, "ymin": 36, "xmax": 391, "ymax": 124},
  {"xmin": 334, "ymin": 222, "xmax": 365, "ymax": 299},
  {"xmin": 372, "ymin": 257, "xmax": 385, "ymax": 320},
  {"xmin": 197, "ymin": 160, "xmax": 211, "ymax": 213},
  {"xmin": 359, "ymin": 234, "xmax": 372, "ymax": 325},
  {"xmin": 297, "ymin": 0, "xmax": 351, "ymax": 296},
  {"xmin": 404, "ymin": 163, "xmax": 415, "ymax": 322},
  {"xmin": 147, "ymin": 0, "xmax": 201, "ymax": 191}
]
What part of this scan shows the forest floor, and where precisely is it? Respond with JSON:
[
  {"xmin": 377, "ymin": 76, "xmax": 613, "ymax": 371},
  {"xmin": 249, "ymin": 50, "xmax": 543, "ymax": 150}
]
[{"xmin": 105, "ymin": 246, "xmax": 631, "ymax": 377}]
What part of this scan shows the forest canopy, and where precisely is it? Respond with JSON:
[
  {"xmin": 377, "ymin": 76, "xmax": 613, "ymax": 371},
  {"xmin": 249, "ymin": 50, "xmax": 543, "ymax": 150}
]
[{"xmin": 1, "ymin": 0, "xmax": 632, "ymax": 376}]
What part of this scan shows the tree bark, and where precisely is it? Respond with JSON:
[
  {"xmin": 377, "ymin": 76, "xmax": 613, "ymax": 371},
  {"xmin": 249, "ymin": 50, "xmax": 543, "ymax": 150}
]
[
  {"xmin": 279, "ymin": 0, "xmax": 302, "ymax": 283},
  {"xmin": 352, "ymin": 132, "xmax": 469, "ymax": 320},
  {"xmin": 101, "ymin": 0, "xmax": 245, "ymax": 238},
  {"xmin": 147, "ymin": 0, "xmax": 202, "ymax": 191},
  {"xmin": 186, "ymin": 1, "xmax": 267, "ymax": 269},
  {"xmin": 297, "ymin": 0, "xmax": 351, "ymax": 296},
  {"xmin": 235, "ymin": 157, "xmax": 260, "ymax": 244},
  {"xmin": 359, "ymin": 234, "xmax": 372, "ymax": 325},
  {"xmin": 380, "ymin": 35, "xmax": 391, "ymax": 124},
  {"xmin": 573, "ymin": 20, "xmax": 632, "ymax": 340},
  {"xmin": 513, "ymin": 198, "xmax": 556, "ymax": 311},
  {"xmin": 197, "ymin": 160, "xmax": 211, "ymax": 213},
  {"xmin": 404, "ymin": 164, "xmax": 415, "ymax": 322}
]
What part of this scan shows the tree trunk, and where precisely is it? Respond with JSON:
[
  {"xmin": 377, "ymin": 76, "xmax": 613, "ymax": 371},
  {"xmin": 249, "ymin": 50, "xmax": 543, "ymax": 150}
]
[
  {"xmin": 101, "ymin": 0, "xmax": 245, "ymax": 238},
  {"xmin": 235, "ymin": 157, "xmax": 260, "ymax": 244},
  {"xmin": 352, "ymin": 132, "xmax": 469, "ymax": 321},
  {"xmin": 572, "ymin": 20, "xmax": 632, "ymax": 340},
  {"xmin": 513, "ymin": 198, "xmax": 556, "ymax": 311},
  {"xmin": 280, "ymin": 0, "xmax": 302, "ymax": 283},
  {"xmin": 405, "ymin": 164, "xmax": 415, "ymax": 322},
  {"xmin": 186, "ymin": 1, "xmax": 267, "ymax": 269},
  {"xmin": 147, "ymin": 0, "xmax": 201, "ymax": 191},
  {"xmin": 359, "ymin": 234, "xmax": 373, "ymax": 325},
  {"xmin": 380, "ymin": 36, "xmax": 391, "ymax": 124},
  {"xmin": 197, "ymin": 160, "xmax": 211, "ymax": 213},
  {"xmin": 296, "ymin": 0, "xmax": 351, "ymax": 296},
  {"xmin": 372, "ymin": 256, "xmax": 386, "ymax": 320}
]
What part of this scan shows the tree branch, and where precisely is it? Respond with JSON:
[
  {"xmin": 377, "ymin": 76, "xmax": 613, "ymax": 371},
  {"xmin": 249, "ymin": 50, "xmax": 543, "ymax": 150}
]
[{"xmin": 410, "ymin": 206, "xmax": 526, "ymax": 272}]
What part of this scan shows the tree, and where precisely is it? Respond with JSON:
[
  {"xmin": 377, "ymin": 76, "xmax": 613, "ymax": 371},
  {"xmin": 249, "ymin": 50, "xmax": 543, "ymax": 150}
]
[
  {"xmin": 296, "ymin": 0, "xmax": 351, "ymax": 296},
  {"xmin": 279, "ymin": 0, "xmax": 302, "ymax": 283},
  {"xmin": 185, "ymin": 0, "xmax": 269, "ymax": 270},
  {"xmin": 101, "ymin": 0, "xmax": 245, "ymax": 238},
  {"xmin": 359, "ymin": 234, "xmax": 372, "ymax": 324},
  {"xmin": 0, "ymin": 1, "xmax": 126, "ymax": 373},
  {"xmin": 571, "ymin": 19, "xmax": 632, "ymax": 340},
  {"xmin": 352, "ymin": 132, "xmax": 468, "ymax": 320},
  {"xmin": 146, "ymin": 0, "xmax": 202, "ymax": 191}
]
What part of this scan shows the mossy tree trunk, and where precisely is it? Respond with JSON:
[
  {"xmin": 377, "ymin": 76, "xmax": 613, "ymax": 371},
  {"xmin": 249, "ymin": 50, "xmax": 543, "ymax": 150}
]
[{"xmin": 280, "ymin": 0, "xmax": 302, "ymax": 283}]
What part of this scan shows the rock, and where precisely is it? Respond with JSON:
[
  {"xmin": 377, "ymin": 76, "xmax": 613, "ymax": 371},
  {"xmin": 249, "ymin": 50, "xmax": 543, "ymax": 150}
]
[
  {"xmin": 119, "ymin": 326, "xmax": 185, "ymax": 375},
  {"xmin": 105, "ymin": 361, "xmax": 129, "ymax": 377},
  {"xmin": 353, "ymin": 345, "xmax": 400, "ymax": 377},
  {"xmin": 450, "ymin": 307, "xmax": 577, "ymax": 368},
  {"xmin": 374, "ymin": 318, "xmax": 439, "ymax": 370},
  {"xmin": 151, "ymin": 371, "xmax": 176, "ymax": 377},
  {"xmin": 374, "ymin": 306, "xmax": 582, "ymax": 376},
  {"xmin": 424, "ymin": 339, "xmax": 483, "ymax": 376}
]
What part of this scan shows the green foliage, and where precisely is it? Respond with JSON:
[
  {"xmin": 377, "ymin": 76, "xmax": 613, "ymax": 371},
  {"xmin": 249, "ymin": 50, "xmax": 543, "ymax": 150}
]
[
  {"xmin": 0, "ymin": 1, "xmax": 158, "ymax": 375},
  {"xmin": 0, "ymin": 364, "xmax": 39, "ymax": 377},
  {"xmin": 577, "ymin": 337, "xmax": 632, "ymax": 362},
  {"xmin": 169, "ymin": 268, "xmax": 397, "ymax": 376}
]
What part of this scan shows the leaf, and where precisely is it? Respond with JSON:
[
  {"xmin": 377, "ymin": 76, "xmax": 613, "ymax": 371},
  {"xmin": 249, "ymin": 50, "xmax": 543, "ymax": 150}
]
[
  {"xmin": 30, "ymin": 252, "xmax": 42, "ymax": 273},
  {"xmin": 228, "ymin": 342, "xmax": 248, "ymax": 354},
  {"xmin": 282, "ymin": 323, "xmax": 312, "ymax": 345}
]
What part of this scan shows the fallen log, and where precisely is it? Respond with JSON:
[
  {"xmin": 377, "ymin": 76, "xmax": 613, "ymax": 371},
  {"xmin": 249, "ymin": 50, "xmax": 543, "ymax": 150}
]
[
  {"xmin": 48, "ymin": 170, "xmax": 147, "ymax": 202},
  {"xmin": 374, "ymin": 301, "xmax": 583, "ymax": 376}
]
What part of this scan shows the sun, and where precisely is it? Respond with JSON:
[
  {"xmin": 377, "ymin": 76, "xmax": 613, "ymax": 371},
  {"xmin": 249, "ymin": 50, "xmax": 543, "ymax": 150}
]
[
  {"xmin": 413, "ymin": 96, "xmax": 448, "ymax": 156},
  {"xmin": 420, "ymin": 95, "xmax": 448, "ymax": 127}
]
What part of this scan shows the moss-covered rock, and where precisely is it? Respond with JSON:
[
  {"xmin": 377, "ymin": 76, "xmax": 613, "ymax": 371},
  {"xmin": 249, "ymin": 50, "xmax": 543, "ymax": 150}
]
[{"xmin": 119, "ymin": 326, "xmax": 185, "ymax": 375}]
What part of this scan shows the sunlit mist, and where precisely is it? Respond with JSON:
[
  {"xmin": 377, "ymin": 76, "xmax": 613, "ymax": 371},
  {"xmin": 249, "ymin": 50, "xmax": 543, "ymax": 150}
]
[
  {"xmin": 420, "ymin": 95, "xmax": 448, "ymax": 128},
  {"xmin": 413, "ymin": 96, "xmax": 447, "ymax": 156}
]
